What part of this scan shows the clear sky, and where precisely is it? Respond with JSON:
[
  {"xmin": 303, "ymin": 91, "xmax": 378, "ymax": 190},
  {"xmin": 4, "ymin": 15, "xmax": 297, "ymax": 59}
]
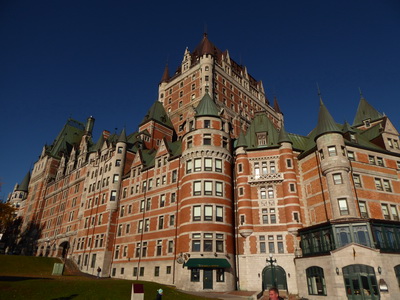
[{"xmin": 1, "ymin": 1, "xmax": 399, "ymax": 199}]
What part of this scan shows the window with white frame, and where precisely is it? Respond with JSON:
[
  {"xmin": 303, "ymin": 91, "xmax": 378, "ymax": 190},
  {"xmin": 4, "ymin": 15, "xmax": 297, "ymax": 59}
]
[
  {"xmin": 333, "ymin": 173, "xmax": 343, "ymax": 185},
  {"xmin": 338, "ymin": 198, "xmax": 349, "ymax": 215}
]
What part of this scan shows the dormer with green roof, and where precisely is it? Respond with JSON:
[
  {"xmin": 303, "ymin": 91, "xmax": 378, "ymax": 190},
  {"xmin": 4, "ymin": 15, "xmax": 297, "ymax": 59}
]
[{"xmin": 353, "ymin": 96, "xmax": 383, "ymax": 127}]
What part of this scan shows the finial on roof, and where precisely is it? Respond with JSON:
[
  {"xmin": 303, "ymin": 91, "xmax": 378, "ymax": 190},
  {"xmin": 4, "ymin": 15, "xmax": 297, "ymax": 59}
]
[
  {"xmin": 204, "ymin": 23, "xmax": 207, "ymax": 36},
  {"xmin": 358, "ymin": 87, "xmax": 364, "ymax": 99},
  {"xmin": 316, "ymin": 82, "xmax": 323, "ymax": 102}
]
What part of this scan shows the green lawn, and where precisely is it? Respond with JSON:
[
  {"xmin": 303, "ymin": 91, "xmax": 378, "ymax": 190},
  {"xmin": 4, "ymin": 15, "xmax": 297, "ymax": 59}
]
[{"xmin": 0, "ymin": 255, "xmax": 213, "ymax": 300}]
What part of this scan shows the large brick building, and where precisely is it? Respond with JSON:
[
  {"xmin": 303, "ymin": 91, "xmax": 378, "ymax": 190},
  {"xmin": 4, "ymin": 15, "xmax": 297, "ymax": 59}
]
[{"xmin": 7, "ymin": 34, "xmax": 400, "ymax": 299}]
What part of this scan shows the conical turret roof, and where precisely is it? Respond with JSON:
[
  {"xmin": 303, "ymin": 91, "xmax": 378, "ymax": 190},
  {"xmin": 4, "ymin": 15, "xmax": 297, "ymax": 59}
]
[
  {"xmin": 278, "ymin": 124, "xmax": 292, "ymax": 144},
  {"xmin": 236, "ymin": 131, "xmax": 248, "ymax": 148},
  {"xmin": 16, "ymin": 171, "xmax": 31, "ymax": 192},
  {"xmin": 160, "ymin": 64, "xmax": 170, "ymax": 83},
  {"xmin": 353, "ymin": 97, "xmax": 383, "ymax": 126},
  {"xmin": 195, "ymin": 93, "xmax": 220, "ymax": 117},
  {"xmin": 118, "ymin": 128, "xmax": 127, "ymax": 143},
  {"xmin": 314, "ymin": 99, "xmax": 342, "ymax": 141}
]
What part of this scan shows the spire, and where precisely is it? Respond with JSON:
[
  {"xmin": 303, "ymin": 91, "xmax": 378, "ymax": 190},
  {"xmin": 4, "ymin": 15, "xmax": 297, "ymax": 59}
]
[
  {"xmin": 195, "ymin": 93, "xmax": 220, "ymax": 117},
  {"xmin": 273, "ymin": 96, "xmax": 282, "ymax": 114},
  {"xmin": 160, "ymin": 63, "xmax": 170, "ymax": 83},
  {"xmin": 93, "ymin": 134, "xmax": 105, "ymax": 152},
  {"xmin": 314, "ymin": 99, "xmax": 342, "ymax": 141},
  {"xmin": 278, "ymin": 123, "xmax": 292, "ymax": 144},
  {"xmin": 353, "ymin": 96, "xmax": 383, "ymax": 126},
  {"xmin": 342, "ymin": 121, "xmax": 355, "ymax": 133},
  {"xmin": 236, "ymin": 131, "xmax": 248, "ymax": 148},
  {"xmin": 118, "ymin": 127, "xmax": 127, "ymax": 143},
  {"xmin": 16, "ymin": 171, "xmax": 31, "ymax": 192}
]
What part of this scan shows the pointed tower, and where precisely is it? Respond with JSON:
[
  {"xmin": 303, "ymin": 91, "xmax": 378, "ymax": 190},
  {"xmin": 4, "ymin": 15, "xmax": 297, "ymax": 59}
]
[
  {"xmin": 353, "ymin": 96, "xmax": 383, "ymax": 127},
  {"xmin": 176, "ymin": 92, "xmax": 235, "ymax": 291},
  {"xmin": 8, "ymin": 171, "xmax": 31, "ymax": 213},
  {"xmin": 315, "ymin": 100, "xmax": 357, "ymax": 219}
]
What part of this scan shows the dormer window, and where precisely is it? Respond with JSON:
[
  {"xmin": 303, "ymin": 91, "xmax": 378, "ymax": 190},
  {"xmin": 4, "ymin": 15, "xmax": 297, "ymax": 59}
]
[
  {"xmin": 257, "ymin": 132, "xmax": 267, "ymax": 146},
  {"xmin": 363, "ymin": 119, "xmax": 371, "ymax": 127},
  {"xmin": 204, "ymin": 120, "xmax": 210, "ymax": 128},
  {"xmin": 350, "ymin": 134, "xmax": 357, "ymax": 143}
]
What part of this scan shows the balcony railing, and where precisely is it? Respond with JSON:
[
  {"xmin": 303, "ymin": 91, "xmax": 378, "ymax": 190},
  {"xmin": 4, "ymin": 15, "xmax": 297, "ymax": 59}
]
[{"xmin": 249, "ymin": 173, "xmax": 284, "ymax": 184}]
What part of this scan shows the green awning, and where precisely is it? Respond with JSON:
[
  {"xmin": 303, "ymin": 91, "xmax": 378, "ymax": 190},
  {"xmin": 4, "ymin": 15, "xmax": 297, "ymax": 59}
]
[{"xmin": 185, "ymin": 258, "xmax": 231, "ymax": 268}]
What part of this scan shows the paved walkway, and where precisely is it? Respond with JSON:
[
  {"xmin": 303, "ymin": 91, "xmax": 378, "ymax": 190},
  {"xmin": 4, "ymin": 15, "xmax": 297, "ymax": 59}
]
[{"xmin": 179, "ymin": 290, "xmax": 259, "ymax": 300}]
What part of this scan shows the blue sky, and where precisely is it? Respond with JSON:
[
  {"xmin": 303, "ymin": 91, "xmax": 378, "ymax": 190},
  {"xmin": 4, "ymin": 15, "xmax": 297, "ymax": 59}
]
[{"xmin": 1, "ymin": 1, "xmax": 399, "ymax": 199}]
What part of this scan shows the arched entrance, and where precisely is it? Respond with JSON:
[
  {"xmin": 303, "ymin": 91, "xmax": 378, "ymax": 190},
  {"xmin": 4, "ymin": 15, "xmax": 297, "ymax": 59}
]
[
  {"xmin": 343, "ymin": 265, "xmax": 379, "ymax": 300},
  {"xmin": 59, "ymin": 241, "xmax": 70, "ymax": 258},
  {"xmin": 262, "ymin": 265, "xmax": 288, "ymax": 291}
]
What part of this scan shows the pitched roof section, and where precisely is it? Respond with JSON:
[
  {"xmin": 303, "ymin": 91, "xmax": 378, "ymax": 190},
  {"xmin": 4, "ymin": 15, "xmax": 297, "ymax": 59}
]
[
  {"xmin": 16, "ymin": 171, "xmax": 31, "ymax": 192},
  {"xmin": 192, "ymin": 33, "xmax": 216, "ymax": 57},
  {"xmin": 314, "ymin": 99, "xmax": 342, "ymax": 141},
  {"xmin": 245, "ymin": 113, "xmax": 279, "ymax": 149},
  {"xmin": 236, "ymin": 131, "xmax": 248, "ymax": 148},
  {"xmin": 48, "ymin": 119, "xmax": 86, "ymax": 158},
  {"xmin": 195, "ymin": 93, "xmax": 220, "ymax": 117},
  {"xmin": 141, "ymin": 101, "xmax": 174, "ymax": 129},
  {"xmin": 353, "ymin": 97, "xmax": 383, "ymax": 126},
  {"xmin": 273, "ymin": 97, "xmax": 282, "ymax": 114}
]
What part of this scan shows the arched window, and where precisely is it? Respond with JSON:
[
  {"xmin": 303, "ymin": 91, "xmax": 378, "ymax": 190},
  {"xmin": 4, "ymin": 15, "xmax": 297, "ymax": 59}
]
[
  {"xmin": 306, "ymin": 266, "xmax": 326, "ymax": 295},
  {"xmin": 394, "ymin": 265, "xmax": 400, "ymax": 288}
]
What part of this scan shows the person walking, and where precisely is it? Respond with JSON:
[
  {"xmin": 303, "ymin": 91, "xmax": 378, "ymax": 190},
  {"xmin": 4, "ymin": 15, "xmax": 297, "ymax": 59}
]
[
  {"xmin": 96, "ymin": 266, "xmax": 101, "ymax": 279},
  {"xmin": 155, "ymin": 288, "xmax": 163, "ymax": 300}
]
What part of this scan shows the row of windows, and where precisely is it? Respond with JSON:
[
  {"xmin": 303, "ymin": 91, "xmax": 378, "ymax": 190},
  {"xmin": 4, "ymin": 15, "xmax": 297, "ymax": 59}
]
[
  {"xmin": 193, "ymin": 180, "xmax": 224, "ymax": 196},
  {"xmin": 191, "ymin": 233, "xmax": 225, "ymax": 253},
  {"xmin": 351, "ymin": 174, "xmax": 393, "ymax": 192},
  {"xmin": 127, "ymin": 171, "xmax": 178, "ymax": 196},
  {"xmin": 186, "ymin": 135, "xmax": 229, "ymax": 149},
  {"xmin": 348, "ymin": 151, "xmax": 400, "ymax": 170},
  {"xmin": 191, "ymin": 268, "xmax": 225, "ymax": 283},
  {"xmin": 186, "ymin": 158, "xmax": 223, "ymax": 173},
  {"xmin": 254, "ymin": 160, "xmax": 277, "ymax": 177},
  {"xmin": 130, "ymin": 240, "xmax": 174, "ymax": 259},
  {"xmin": 137, "ymin": 214, "xmax": 175, "ymax": 233},
  {"xmin": 193, "ymin": 205, "xmax": 224, "ymax": 222},
  {"xmin": 259, "ymin": 235, "xmax": 285, "ymax": 254}
]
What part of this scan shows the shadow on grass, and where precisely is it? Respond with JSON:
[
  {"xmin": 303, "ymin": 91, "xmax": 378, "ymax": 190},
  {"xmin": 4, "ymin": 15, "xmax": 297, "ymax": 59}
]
[
  {"xmin": 0, "ymin": 276, "xmax": 53, "ymax": 281},
  {"xmin": 51, "ymin": 295, "xmax": 79, "ymax": 300}
]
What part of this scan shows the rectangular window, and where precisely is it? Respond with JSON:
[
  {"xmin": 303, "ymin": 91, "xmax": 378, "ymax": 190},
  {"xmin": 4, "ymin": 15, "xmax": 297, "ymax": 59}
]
[
  {"xmin": 193, "ymin": 206, "xmax": 201, "ymax": 221},
  {"xmin": 204, "ymin": 205, "xmax": 213, "ymax": 221},
  {"xmin": 278, "ymin": 242, "xmax": 284, "ymax": 253},
  {"xmin": 391, "ymin": 205, "xmax": 399, "ymax": 221},
  {"xmin": 171, "ymin": 170, "xmax": 177, "ymax": 183},
  {"xmin": 192, "ymin": 239, "xmax": 201, "ymax": 252},
  {"xmin": 133, "ymin": 267, "xmax": 138, "ymax": 277},
  {"xmin": 289, "ymin": 183, "xmax": 296, "ymax": 192},
  {"xmin": 216, "ymin": 206, "xmax": 223, "ymax": 222},
  {"xmin": 138, "ymin": 220, "xmax": 143, "ymax": 233},
  {"xmin": 216, "ymin": 269, "xmax": 225, "ymax": 282},
  {"xmin": 193, "ymin": 181, "xmax": 201, "ymax": 196},
  {"xmin": 158, "ymin": 216, "xmax": 164, "ymax": 230},
  {"xmin": 369, "ymin": 155, "xmax": 376, "ymax": 165},
  {"xmin": 204, "ymin": 181, "xmax": 212, "ymax": 195},
  {"xmin": 139, "ymin": 267, "xmax": 144, "ymax": 276},
  {"xmin": 215, "ymin": 181, "xmax": 223, "ymax": 196},
  {"xmin": 171, "ymin": 193, "xmax": 176, "ymax": 203},
  {"xmin": 215, "ymin": 159, "xmax": 222, "ymax": 172},
  {"xmin": 338, "ymin": 198, "xmax": 349, "ymax": 215},
  {"xmin": 203, "ymin": 240, "xmax": 213, "ymax": 252},
  {"xmin": 286, "ymin": 159, "xmax": 292, "ymax": 168},
  {"xmin": 204, "ymin": 158, "xmax": 212, "ymax": 171},
  {"xmin": 270, "ymin": 209, "xmax": 277, "ymax": 224},
  {"xmin": 268, "ymin": 241, "xmax": 275, "ymax": 253},
  {"xmin": 156, "ymin": 240, "xmax": 162, "ymax": 256},
  {"xmin": 383, "ymin": 180, "xmax": 392, "ymax": 192},
  {"xmin": 113, "ymin": 174, "xmax": 119, "ymax": 183},
  {"xmin": 140, "ymin": 200, "xmax": 145, "ymax": 212},
  {"xmin": 187, "ymin": 137, "xmax": 193, "ymax": 148},
  {"xmin": 204, "ymin": 120, "xmax": 211, "ymax": 128},
  {"xmin": 186, "ymin": 160, "xmax": 193, "ymax": 174},
  {"xmin": 191, "ymin": 268, "xmax": 200, "ymax": 282},
  {"xmin": 168, "ymin": 241, "xmax": 173, "ymax": 253},
  {"xmin": 328, "ymin": 146, "xmax": 337, "ymax": 156},
  {"xmin": 110, "ymin": 190, "xmax": 117, "ymax": 201},
  {"xmin": 359, "ymin": 201, "xmax": 368, "ymax": 218},
  {"xmin": 166, "ymin": 266, "xmax": 171, "ymax": 274},
  {"xmin": 144, "ymin": 219, "xmax": 150, "ymax": 232},
  {"xmin": 194, "ymin": 158, "xmax": 202, "ymax": 172},
  {"xmin": 375, "ymin": 178, "xmax": 383, "ymax": 191},
  {"xmin": 169, "ymin": 214, "xmax": 175, "ymax": 226},
  {"xmin": 377, "ymin": 157, "xmax": 384, "ymax": 166},
  {"xmin": 260, "ymin": 236, "xmax": 266, "ymax": 253},
  {"xmin": 146, "ymin": 198, "xmax": 151, "ymax": 211},
  {"xmin": 203, "ymin": 134, "xmax": 211, "ymax": 145},
  {"xmin": 382, "ymin": 204, "xmax": 390, "ymax": 219},
  {"xmin": 333, "ymin": 173, "xmax": 343, "ymax": 185},
  {"xmin": 353, "ymin": 174, "xmax": 362, "ymax": 187},
  {"xmin": 160, "ymin": 194, "xmax": 165, "ymax": 207},
  {"xmin": 348, "ymin": 151, "xmax": 355, "ymax": 161}
]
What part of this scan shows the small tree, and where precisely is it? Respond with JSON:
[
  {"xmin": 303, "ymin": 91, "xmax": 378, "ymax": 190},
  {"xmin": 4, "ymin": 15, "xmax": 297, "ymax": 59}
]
[{"xmin": 0, "ymin": 202, "xmax": 17, "ymax": 234}]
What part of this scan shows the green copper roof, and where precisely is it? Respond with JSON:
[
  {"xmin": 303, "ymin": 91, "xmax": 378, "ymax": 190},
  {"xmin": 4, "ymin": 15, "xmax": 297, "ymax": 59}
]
[
  {"xmin": 244, "ymin": 113, "xmax": 279, "ymax": 149},
  {"xmin": 342, "ymin": 121, "xmax": 355, "ymax": 133},
  {"xmin": 236, "ymin": 131, "xmax": 248, "ymax": 148},
  {"xmin": 48, "ymin": 119, "xmax": 86, "ymax": 158},
  {"xmin": 314, "ymin": 99, "xmax": 342, "ymax": 141},
  {"xmin": 353, "ymin": 97, "xmax": 383, "ymax": 126},
  {"xmin": 278, "ymin": 124, "xmax": 292, "ymax": 144},
  {"xmin": 118, "ymin": 128, "xmax": 127, "ymax": 143},
  {"xmin": 195, "ymin": 93, "xmax": 220, "ymax": 117},
  {"xmin": 141, "ymin": 101, "xmax": 174, "ymax": 129},
  {"xmin": 16, "ymin": 171, "xmax": 31, "ymax": 192}
]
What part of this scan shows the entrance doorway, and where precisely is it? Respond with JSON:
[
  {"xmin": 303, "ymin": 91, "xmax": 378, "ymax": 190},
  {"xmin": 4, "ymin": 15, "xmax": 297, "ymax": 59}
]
[
  {"xmin": 343, "ymin": 265, "xmax": 379, "ymax": 300},
  {"xmin": 262, "ymin": 265, "xmax": 288, "ymax": 291},
  {"xmin": 203, "ymin": 269, "xmax": 213, "ymax": 289},
  {"xmin": 59, "ymin": 241, "xmax": 70, "ymax": 258}
]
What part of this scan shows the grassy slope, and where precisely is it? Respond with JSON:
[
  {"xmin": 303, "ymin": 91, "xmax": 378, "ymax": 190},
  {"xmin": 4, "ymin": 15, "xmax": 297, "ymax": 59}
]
[{"xmin": 0, "ymin": 255, "xmax": 213, "ymax": 300}]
